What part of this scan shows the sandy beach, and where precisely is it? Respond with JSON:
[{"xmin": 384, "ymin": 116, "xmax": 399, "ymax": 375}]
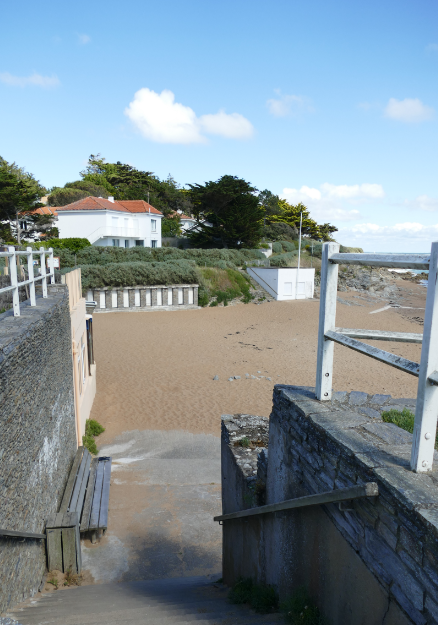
[{"xmin": 91, "ymin": 279, "xmax": 426, "ymax": 442}]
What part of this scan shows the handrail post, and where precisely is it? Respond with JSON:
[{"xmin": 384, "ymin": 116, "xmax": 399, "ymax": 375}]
[
  {"xmin": 411, "ymin": 241, "xmax": 438, "ymax": 472},
  {"xmin": 39, "ymin": 247, "xmax": 47, "ymax": 298},
  {"xmin": 8, "ymin": 246, "xmax": 20, "ymax": 316},
  {"xmin": 48, "ymin": 247, "xmax": 55, "ymax": 284},
  {"xmin": 316, "ymin": 242, "xmax": 340, "ymax": 400},
  {"xmin": 26, "ymin": 247, "xmax": 36, "ymax": 306}
]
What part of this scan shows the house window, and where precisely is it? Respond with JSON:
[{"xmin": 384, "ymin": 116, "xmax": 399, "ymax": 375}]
[
  {"xmin": 81, "ymin": 336, "xmax": 87, "ymax": 387},
  {"xmin": 135, "ymin": 240, "xmax": 144, "ymax": 247},
  {"xmin": 19, "ymin": 221, "xmax": 28, "ymax": 231},
  {"xmin": 112, "ymin": 239, "xmax": 120, "ymax": 247},
  {"xmin": 151, "ymin": 240, "xmax": 157, "ymax": 248},
  {"xmin": 151, "ymin": 219, "xmax": 157, "ymax": 232},
  {"xmin": 125, "ymin": 240, "xmax": 130, "ymax": 248}
]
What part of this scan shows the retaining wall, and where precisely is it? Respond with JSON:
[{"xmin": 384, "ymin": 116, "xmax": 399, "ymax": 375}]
[
  {"xmin": 221, "ymin": 386, "xmax": 438, "ymax": 625},
  {"xmin": 0, "ymin": 285, "xmax": 77, "ymax": 613},
  {"xmin": 86, "ymin": 284, "xmax": 198, "ymax": 311}
]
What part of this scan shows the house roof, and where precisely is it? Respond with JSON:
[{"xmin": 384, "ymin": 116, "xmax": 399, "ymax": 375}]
[
  {"xmin": 54, "ymin": 196, "xmax": 163, "ymax": 215},
  {"xmin": 168, "ymin": 210, "xmax": 195, "ymax": 221},
  {"xmin": 24, "ymin": 206, "xmax": 58, "ymax": 217}
]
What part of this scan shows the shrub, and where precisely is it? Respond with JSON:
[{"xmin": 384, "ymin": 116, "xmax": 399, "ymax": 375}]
[
  {"xmin": 272, "ymin": 242, "xmax": 283, "ymax": 254},
  {"xmin": 82, "ymin": 419, "xmax": 105, "ymax": 455},
  {"xmin": 260, "ymin": 243, "xmax": 270, "ymax": 249},
  {"xmin": 279, "ymin": 240, "xmax": 296, "ymax": 252},
  {"xmin": 229, "ymin": 578, "xmax": 278, "ymax": 614},
  {"xmin": 264, "ymin": 222, "xmax": 298, "ymax": 241},
  {"xmin": 269, "ymin": 251, "xmax": 298, "ymax": 267}
]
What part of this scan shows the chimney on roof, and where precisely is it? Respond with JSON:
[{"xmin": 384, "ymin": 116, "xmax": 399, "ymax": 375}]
[{"xmin": 108, "ymin": 196, "xmax": 114, "ymax": 203}]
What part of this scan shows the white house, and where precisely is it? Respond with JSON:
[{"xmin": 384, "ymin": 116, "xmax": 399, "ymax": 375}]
[
  {"xmin": 247, "ymin": 267, "xmax": 315, "ymax": 300},
  {"xmin": 55, "ymin": 196, "xmax": 163, "ymax": 248}
]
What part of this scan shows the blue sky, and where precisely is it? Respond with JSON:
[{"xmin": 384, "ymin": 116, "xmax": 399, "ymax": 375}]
[{"xmin": 1, "ymin": 0, "xmax": 437, "ymax": 251}]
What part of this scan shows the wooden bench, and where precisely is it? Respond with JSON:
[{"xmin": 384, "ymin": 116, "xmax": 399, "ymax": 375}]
[{"xmin": 46, "ymin": 447, "xmax": 112, "ymax": 573}]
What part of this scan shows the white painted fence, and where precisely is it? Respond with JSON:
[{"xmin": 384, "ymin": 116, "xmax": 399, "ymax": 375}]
[
  {"xmin": 0, "ymin": 246, "xmax": 55, "ymax": 316},
  {"xmin": 316, "ymin": 241, "xmax": 438, "ymax": 473}
]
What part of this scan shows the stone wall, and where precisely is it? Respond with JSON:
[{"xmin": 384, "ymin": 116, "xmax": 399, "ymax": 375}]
[
  {"xmin": 221, "ymin": 386, "xmax": 438, "ymax": 625},
  {"xmin": 87, "ymin": 284, "xmax": 199, "ymax": 312},
  {"xmin": 0, "ymin": 285, "xmax": 77, "ymax": 614}
]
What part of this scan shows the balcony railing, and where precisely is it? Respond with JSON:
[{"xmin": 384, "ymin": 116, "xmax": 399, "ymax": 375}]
[
  {"xmin": 87, "ymin": 226, "xmax": 141, "ymax": 244},
  {"xmin": 0, "ymin": 246, "xmax": 55, "ymax": 316}
]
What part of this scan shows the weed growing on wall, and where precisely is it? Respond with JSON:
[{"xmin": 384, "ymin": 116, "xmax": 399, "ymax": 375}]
[
  {"xmin": 82, "ymin": 419, "xmax": 105, "ymax": 455},
  {"xmin": 381, "ymin": 408, "xmax": 438, "ymax": 448},
  {"xmin": 229, "ymin": 578, "xmax": 278, "ymax": 614},
  {"xmin": 280, "ymin": 586, "xmax": 323, "ymax": 624},
  {"xmin": 199, "ymin": 267, "xmax": 253, "ymax": 306}
]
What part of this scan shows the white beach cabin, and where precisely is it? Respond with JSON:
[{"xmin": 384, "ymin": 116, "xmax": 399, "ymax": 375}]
[{"xmin": 247, "ymin": 267, "xmax": 315, "ymax": 300}]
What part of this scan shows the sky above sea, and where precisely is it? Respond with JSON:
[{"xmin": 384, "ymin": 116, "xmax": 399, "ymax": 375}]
[{"xmin": 0, "ymin": 0, "xmax": 437, "ymax": 253}]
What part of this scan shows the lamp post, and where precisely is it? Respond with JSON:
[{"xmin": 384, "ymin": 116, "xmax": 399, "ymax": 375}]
[{"xmin": 296, "ymin": 211, "xmax": 303, "ymax": 298}]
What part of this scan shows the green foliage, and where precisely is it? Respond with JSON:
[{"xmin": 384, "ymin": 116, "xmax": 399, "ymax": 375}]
[
  {"xmin": 229, "ymin": 578, "xmax": 278, "ymax": 614},
  {"xmin": 30, "ymin": 238, "xmax": 91, "ymax": 253},
  {"xmin": 238, "ymin": 437, "xmax": 251, "ymax": 447},
  {"xmin": 381, "ymin": 408, "xmax": 437, "ymax": 448},
  {"xmin": 264, "ymin": 222, "xmax": 298, "ymax": 241},
  {"xmin": 260, "ymin": 243, "xmax": 270, "ymax": 249},
  {"xmin": 269, "ymin": 251, "xmax": 298, "ymax": 267},
  {"xmin": 280, "ymin": 587, "xmax": 323, "ymax": 624},
  {"xmin": 162, "ymin": 216, "xmax": 182, "ymax": 237},
  {"xmin": 78, "ymin": 260, "xmax": 199, "ymax": 291},
  {"xmin": 272, "ymin": 241, "xmax": 283, "ymax": 254},
  {"xmin": 258, "ymin": 189, "xmax": 283, "ymax": 218},
  {"xmin": 0, "ymin": 156, "xmax": 46, "ymax": 222},
  {"xmin": 48, "ymin": 180, "xmax": 109, "ymax": 206},
  {"xmin": 82, "ymin": 419, "xmax": 105, "ymax": 455},
  {"xmin": 279, "ymin": 240, "xmax": 296, "ymax": 252},
  {"xmin": 187, "ymin": 175, "xmax": 264, "ymax": 248},
  {"xmin": 86, "ymin": 419, "xmax": 105, "ymax": 437},
  {"xmin": 198, "ymin": 285, "xmax": 210, "ymax": 307},
  {"xmin": 198, "ymin": 267, "xmax": 254, "ymax": 306},
  {"xmin": 269, "ymin": 200, "xmax": 337, "ymax": 242},
  {"xmin": 339, "ymin": 245, "xmax": 364, "ymax": 253}
]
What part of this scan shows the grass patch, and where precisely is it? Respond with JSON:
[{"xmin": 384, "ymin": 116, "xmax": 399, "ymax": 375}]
[
  {"xmin": 381, "ymin": 408, "xmax": 438, "ymax": 448},
  {"xmin": 82, "ymin": 419, "xmax": 105, "ymax": 455},
  {"xmin": 229, "ymin": 577, "xmax": 278, "ymax": 614},
  {"xmin": 198, "ymin": 267, "xmax": 254, "ymax": 306},
  {"xmin": 280, "ymin": 587, "xmax": 323, "ymax": 624},
  {"xmin": 238, "ymin": 436, "xmax": 251, "ymax": 448}
]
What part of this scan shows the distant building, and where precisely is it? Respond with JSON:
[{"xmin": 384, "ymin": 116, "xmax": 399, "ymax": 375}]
[{"xmin": 54, "ymin": 196, "xmax": 163, "ymax": 248}]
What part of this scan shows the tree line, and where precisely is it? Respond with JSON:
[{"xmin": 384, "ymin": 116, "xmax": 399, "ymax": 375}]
[{"xmin": 0, "ymin": 154, "xmax": 337, "ymax": 248}]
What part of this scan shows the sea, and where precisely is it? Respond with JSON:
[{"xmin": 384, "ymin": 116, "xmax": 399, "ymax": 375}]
[{"xmin": 364, "ymin": 251, "xmax": 429, "ymax": 286}]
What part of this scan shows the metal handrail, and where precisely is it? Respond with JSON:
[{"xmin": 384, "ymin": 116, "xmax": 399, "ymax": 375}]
[
  {"xmin": 316, "ymin": 241, "xmax": 438, "ymax": 473},
  {"xmin": 214, "ymin": 483, "xmax": 378, "ymax": 522},
  {"xmin": 0, "ymin": 528, "xmax": 45, "ymax": 540},
  {"xmin": 0, "ymin": 246, "xmax": 55, "ymax": 316}
]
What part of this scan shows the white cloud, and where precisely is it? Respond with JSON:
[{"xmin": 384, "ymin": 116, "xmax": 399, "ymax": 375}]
[
  {"xmin": 125, "ymin": 88, "xmax": 254, "ymax": 144},
  {"xmin": 338, "ymin": 222, "xmax": 438, "ymax": 251},
  {"xmin": 384, "ymin": 97, "xmax": 434, "ymax": 123},
  {"xmin": 78, "ymin": 33, "xmax": 91, "ymax": 45},
  {"xmin": 0, "ymin": 72, "xmax": 60, "ymax": 88},
  {"xmin": 280, "ymin": 182, "xmax": 386, "ymax": 222},
  {"xmin": 266, "ymin": 91, "xmax": 313, "ymax": 117},
  {"xmin": 321, "ymin": 183, "xmax": 385, "ymax": 199},
  {"xmin": 407, "ymin": 195, "xmax": 438, "ymax": 212},
  {"xmin": 199, "ymin": 110, "xmax": 253, "ymax": 139}
]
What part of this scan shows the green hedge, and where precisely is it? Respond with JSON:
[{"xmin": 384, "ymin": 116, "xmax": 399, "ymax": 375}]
[
  {"xmin": 56, "ymin": 245, "xmax": 265, "ymax": 269},
  {"xmin": 269, "ymin": 251, "xmax": 298, "ymax": 267},
  {"xmin": 78, "ymin": 260, "xmax": 200, "ymax": 291}
]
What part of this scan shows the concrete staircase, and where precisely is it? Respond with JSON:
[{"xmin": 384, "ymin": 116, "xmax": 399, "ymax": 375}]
[{"xmin": 8, "ymin": 577, "xmax": 282, "ymax": 625}]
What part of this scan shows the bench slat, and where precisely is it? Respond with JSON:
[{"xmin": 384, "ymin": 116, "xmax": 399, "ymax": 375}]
[
  {"xmin": 88, "ymin": 460, "xmax": 105, "ymax": 530},
  {"xmin": 98, "ymin": 458, "xmax": 112, "ymax": 530},
  {"xmin": 59, "ymin": 448, "xmax": 84, "ymax": 514},
  {"xmin": 80, "ymin": 457, "xmax": 98, "ymax": 532},
  {"xmin": 69, "ymin": 450, "xmax": 91, "ymax": 513}
]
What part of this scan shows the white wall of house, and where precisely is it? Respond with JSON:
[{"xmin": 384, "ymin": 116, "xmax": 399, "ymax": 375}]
[
  {"xmin": 57, "ymin": 209, "xmax": 162, "ymax": 247},
  {"xmin": 247, "ymin": 267, "xmax": 315, "ymax": 300}
]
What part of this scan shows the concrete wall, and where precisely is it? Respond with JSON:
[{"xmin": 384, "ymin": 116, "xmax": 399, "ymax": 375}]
[
  {"xmin": 0, "ymin": 285, "xmax": 77, "ymax": 613},
  {"xmin": 247, "ymin": 267, "xmax": 315, "ymax": 300},
  {"xmin": 87, "ymin": 284, "xmax": 199, "ymax": 312},
  {"xmin": 221, "ymin": 386, "xmax": 438, "ymax": 625}
]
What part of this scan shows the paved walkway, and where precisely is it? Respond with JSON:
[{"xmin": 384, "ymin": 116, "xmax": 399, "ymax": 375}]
[{"xmin": 81, "ymin": 429, "xmax": 222, "ymax": 583}]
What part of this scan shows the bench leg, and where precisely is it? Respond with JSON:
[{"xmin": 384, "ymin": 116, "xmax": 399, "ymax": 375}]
[{"xmin": 91, "ymin": 530, "xmax": 97, "ymax": 544}]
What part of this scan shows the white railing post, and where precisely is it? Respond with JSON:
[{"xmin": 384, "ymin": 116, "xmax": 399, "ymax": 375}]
[
  {"xmin": 8, "ymin": 246, "xmax": 20, "ymax": 316},
  {"xmin": 316, "ymin": 242, "xmax": 340, "ymax": 400},
  {"xmin": 26, "ymin": 247, "xmax": 36, "ymax": 306},
  {"xmin": 39, "ymin": 247, "xmax": 47, "ymax": 298},
  {"xmin": 411, "ymin": 241, "xmax": 438, "ymax": 472},
  {"xmin": 48, "ymin": 248, "xmax": 55, "ymax": 284}
]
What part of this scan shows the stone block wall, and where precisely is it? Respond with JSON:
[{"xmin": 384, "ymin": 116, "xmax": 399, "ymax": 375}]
[
  {"xmin": 0, "ymin": 285, "xmax": 77, "ymax": 613},
  {"xmin": 221, "ymin": 386, "xmax": 438, "ymax": 625}
]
